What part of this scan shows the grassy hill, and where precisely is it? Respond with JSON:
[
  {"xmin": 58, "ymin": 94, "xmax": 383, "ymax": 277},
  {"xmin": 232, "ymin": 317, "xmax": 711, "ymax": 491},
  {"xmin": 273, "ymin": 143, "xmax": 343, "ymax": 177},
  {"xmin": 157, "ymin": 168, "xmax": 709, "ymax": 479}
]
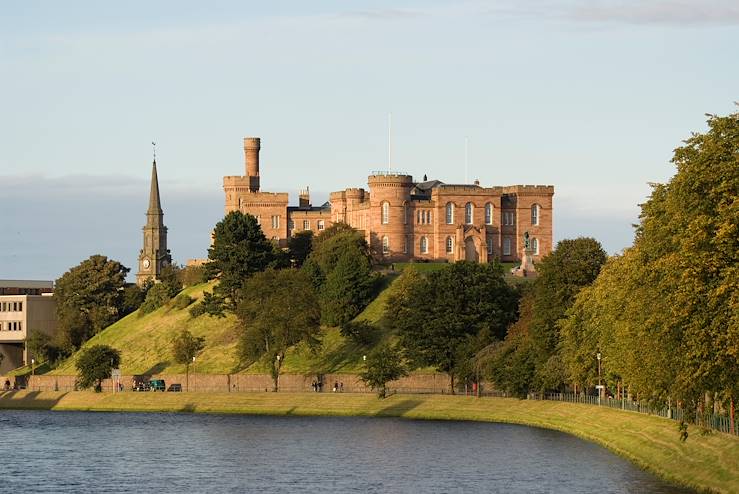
[{"xmin": 50, "ymin": 273, "xmax": 403, "ymax": 377}]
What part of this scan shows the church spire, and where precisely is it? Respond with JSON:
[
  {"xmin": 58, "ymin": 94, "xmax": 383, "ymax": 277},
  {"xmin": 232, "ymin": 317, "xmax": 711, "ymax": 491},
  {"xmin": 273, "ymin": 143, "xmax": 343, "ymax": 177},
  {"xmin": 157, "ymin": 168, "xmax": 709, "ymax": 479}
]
[{"xmin": 148, "ymin": 160, "xmax": 163, "ymax": 214}]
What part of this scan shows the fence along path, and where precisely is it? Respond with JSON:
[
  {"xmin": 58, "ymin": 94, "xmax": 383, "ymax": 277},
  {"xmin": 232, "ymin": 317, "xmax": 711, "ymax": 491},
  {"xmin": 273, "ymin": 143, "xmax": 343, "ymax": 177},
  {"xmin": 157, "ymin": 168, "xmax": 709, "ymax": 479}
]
[{"xmin": 529, "ymin": 392, "xmax": 738, "ymax": 437}]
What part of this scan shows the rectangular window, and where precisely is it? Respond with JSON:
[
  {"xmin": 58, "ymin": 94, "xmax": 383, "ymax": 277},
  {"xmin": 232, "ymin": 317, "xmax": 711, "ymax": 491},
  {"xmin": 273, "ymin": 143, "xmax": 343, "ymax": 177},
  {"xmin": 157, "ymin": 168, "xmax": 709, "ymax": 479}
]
[
  {"xmin": 503, "ymin": 212, "xmax": 515, "ymax": 226},
  {"xmin": 403, "ymin": 236, "xmax": 408, "ymax": 254},
  {"xmin": 303, "ymin": 220, "xmax": 310, "ymax": 230},
  {"xmin": 318, "ymin": 220, "xmax": 325, "ymax": 231},
  {"xmin": 531, "ymin": 205, "xmax": 539, "ymax": 226},
  {"xmin": 18, "ymin": 302, "xmax": 22, "ymax": 312},
  {"xmin": 503, "ymin": 237, "xmax": 511, "ymax": 256},
  {"xmin": 288, "ymin": 220, "xmax": 294, "ymax": 230},
  {"xmin": 271, "ymin": 215, "xmax": 280, "ymax": 229},
  {"xmin": 487, "ymin": 235, "xmax": 494, "ymax": 255}
]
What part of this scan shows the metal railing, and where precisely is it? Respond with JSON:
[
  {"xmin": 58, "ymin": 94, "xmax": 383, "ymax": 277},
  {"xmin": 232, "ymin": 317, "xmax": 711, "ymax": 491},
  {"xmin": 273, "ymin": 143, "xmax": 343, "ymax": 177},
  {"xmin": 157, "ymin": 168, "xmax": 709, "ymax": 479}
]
[{"xmin": 529, "ymin": 392, "xmax": 738, "ymax": 436}]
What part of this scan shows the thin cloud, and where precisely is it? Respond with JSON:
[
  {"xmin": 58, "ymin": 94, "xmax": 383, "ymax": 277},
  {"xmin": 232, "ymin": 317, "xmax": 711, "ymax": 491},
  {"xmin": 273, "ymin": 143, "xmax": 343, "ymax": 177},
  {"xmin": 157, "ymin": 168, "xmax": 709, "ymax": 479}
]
[
  {"xmin": 568, "ymin": 0, "xmax": 739, "ymax": 26},
  {"xmin": 334, "ymin": 8, "xmax": 428, "ymax": 21}
]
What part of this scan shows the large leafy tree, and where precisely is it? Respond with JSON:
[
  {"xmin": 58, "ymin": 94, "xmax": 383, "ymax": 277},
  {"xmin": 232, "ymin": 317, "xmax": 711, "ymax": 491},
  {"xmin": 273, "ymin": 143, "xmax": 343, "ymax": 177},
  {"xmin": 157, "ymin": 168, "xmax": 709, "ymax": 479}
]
[
  {"xmin": 287, "ymin": 231, "xmax": 313, "ymax": 267},
  {"xmin": 394, "ymin": 262, "xmax": 519, "ymax": 392},
  {"xmin": 75, "ymin": 344, "xmax": 121, "ymax": 392},
  {"xmin": 360, "ymin": 343, "xmax": 408, "ymax": 398},
  {"xmin": 236, "ymin": 269, "xmax": 321, "ymax": 391},
  {"xmin": 320, "ymin": 251, "xmax": 375, "ymax": 326},
  {"xmin": 560, "ymin": 110, "xmax": 739, "ymax": 419},
  {"xmin": 172, "ymin": 329, "xmax": 205, "ymax": 392},
  {"xmin": 205, "ymin": 211, "xmax": 286, "ymax": 309},
  {"xmin": 55, "ymin": 255, "xmax": 129, "ymax": 351}
]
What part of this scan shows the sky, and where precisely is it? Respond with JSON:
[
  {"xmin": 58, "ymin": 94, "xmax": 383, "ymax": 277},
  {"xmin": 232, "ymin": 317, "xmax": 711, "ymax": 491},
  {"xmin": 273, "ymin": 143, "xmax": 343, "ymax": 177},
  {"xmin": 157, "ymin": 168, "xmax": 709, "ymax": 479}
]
[{"xmin": 1, "ymin": 0, "xmax": 737, "ymax": 281}]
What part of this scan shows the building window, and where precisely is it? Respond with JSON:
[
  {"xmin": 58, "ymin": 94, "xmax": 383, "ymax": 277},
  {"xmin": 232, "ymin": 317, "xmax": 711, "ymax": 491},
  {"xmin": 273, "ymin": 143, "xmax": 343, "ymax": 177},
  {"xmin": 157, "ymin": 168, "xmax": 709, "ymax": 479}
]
[
  {"xmin": 403, "ymin": 203, "xmax": 408, "ymax": 225},
  {"xmin": 503, "ymin": 211, "xmax": 515, "ymax": 226},
  {"xmin": 487, "ymin": 235, "xmax": 494, "ymax": 254},
  {"xmin": 318, "ymin": 220, "xmax": 325, "ymax": 231},
  {"xmin": 417, "ymin": 210, "xmax": 421, "ymax": 224},
  {"xmin": 532, "ymin": 238, "xmax": 539, "ymax": 255},
  {"xmin": 271, "ymin": 215, "xmax": 280, "ymax": 229},
  {"xmin": 288, "ymin": 220, "xmax": 295, "ymax": 230},
  {"xmin": 255, "ymin": 215, "xmax": 261, "ymax": 225},
  {"xmin": 403, "ymin": 236, "xmax": 409, "ymax": 254},
  {"xmin": 465, "ymin": 203, "xmax": 473, "ymax": 224},
  {"xmin": 485, "ymin": 203, "xmax": 493, "ymax": 225},
  {"xmin": 445, "ymin": 203, "xmax": 454, "ymax": 224},
  {"xmin": 420, "ymin": 236, "xmax": 428, "ymax": 254},
  {"xmin": 382, "ymin": 236, "xmax": 390, "ymax": 254},
  {"xmin": 303, "ymin": 220, "xmax": 310, "ymax": 230},
  {"xmin": 531, "ymin": 204, "xmax": 540, "ymax": 226},
  {"xmin": 503, "ymin": 237, "xmax": 511, "ymax": 256},
  {"xmin": 381, "ymin": 202, "xmax": 390, "ymax": 224},
  {"xmin": 445, "ymin": 236, "xmax": 454, "ymax": 254}
]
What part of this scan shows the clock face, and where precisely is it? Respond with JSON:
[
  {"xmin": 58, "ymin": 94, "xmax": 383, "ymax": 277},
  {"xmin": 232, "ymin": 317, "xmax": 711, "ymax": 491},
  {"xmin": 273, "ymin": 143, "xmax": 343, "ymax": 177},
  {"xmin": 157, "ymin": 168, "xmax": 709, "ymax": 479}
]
[{"xmin": 143, "ymin": 258, "xmax": 151, "ymax": 269}]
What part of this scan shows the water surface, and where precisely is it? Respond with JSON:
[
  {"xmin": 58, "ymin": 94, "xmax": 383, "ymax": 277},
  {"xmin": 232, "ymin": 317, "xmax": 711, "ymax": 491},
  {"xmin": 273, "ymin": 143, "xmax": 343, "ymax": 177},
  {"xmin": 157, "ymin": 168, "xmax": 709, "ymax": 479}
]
[{"xmin": 0, "ymin": 410, "xmax": 691, "ymax": 493}]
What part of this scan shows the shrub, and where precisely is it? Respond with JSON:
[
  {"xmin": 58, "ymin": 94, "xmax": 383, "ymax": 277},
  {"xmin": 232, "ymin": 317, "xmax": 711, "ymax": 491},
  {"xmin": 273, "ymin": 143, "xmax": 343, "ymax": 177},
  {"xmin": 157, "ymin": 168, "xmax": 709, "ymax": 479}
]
[
  {"xmin": 172, "ymin": 294, "xmax": 194, "ymax": 310},
  {"xmin": 139, "ymin": 283, "xmax": 172, "ymax": 314}
]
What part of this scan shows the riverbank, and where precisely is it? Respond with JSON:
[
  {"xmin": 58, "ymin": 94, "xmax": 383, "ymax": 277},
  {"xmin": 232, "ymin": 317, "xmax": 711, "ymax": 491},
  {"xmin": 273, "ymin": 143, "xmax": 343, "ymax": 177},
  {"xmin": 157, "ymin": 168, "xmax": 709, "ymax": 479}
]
[{"xmin": 2, "ymin": 391, "xmax": 737, "ymax": 493}]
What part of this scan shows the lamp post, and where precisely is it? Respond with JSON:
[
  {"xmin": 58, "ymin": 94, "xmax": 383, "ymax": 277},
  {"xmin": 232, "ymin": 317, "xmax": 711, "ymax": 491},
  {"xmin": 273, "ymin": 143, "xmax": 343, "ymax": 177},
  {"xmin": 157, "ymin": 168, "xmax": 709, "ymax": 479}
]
[
  {"xmin": 275, "ymin": 355, "xmax": 281, "ymax": 392},
  {"xmin": 31, "ymin": 358, "xmax": 35, "ymax": 391},
  {"xmin": 192, "ymin": 356, "xmax": 196, "ymax": 392},
  {"xmin": 596, "ymin": 352, "xmax": 602, "ymax": 405}
]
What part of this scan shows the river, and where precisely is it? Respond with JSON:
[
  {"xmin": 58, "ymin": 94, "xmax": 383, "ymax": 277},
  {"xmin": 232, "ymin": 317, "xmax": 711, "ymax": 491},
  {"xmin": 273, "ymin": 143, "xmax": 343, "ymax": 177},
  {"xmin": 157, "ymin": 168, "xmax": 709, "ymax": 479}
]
[{"xmin": 0, "ymin": 410, "xmax": 691, "ymax": 493}]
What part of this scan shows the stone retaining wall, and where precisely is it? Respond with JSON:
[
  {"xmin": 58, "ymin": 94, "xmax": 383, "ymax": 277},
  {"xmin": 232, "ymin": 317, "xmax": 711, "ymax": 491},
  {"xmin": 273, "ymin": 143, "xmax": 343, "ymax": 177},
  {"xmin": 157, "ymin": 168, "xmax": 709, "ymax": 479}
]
[{"xmin": 7, "ymin": 372, "xmax": 463, "ymax": 394}]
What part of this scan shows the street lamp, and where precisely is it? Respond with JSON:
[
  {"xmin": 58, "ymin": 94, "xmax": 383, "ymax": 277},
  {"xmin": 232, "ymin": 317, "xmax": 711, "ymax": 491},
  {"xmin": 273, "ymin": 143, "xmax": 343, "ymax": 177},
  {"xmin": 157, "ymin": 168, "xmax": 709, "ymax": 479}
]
[
  {"xmin": 596, "ymin": 352, "xmax": 602, "ymax": 405},
  {"xmin": 31, "ymin": 358, "xmax": 35, "ymax": 390},
  {"xmin": 275, "ymin": 355, "xmax": 281, "ymax": 392},
  {"xmin": 192, "ymin": 356, "xmax": 196, "ymax": 392}
]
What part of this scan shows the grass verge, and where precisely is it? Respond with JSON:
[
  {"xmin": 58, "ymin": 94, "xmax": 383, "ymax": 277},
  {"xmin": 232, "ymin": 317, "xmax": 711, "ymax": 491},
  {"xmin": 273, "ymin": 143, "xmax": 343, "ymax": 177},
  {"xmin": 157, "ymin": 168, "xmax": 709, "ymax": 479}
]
[{"xmin": 0, "ymin": 391, "xmax": 736, "ymax": 493}]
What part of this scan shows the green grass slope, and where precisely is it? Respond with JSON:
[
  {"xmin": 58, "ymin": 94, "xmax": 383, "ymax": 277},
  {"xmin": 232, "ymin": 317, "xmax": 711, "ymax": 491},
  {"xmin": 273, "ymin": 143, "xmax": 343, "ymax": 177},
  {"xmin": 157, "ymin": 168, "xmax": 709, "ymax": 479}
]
[{"xmin": 51, "ymin": 274, "xmax": 404, "ymax": 377}]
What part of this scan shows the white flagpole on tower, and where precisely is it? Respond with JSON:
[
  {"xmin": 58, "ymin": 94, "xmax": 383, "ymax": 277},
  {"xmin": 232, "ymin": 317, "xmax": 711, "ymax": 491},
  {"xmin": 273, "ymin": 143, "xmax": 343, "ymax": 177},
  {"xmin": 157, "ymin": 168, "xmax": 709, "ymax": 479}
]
[{"xmin": 388, "ymin": 113, "xmax": 393, "ymax": 172}]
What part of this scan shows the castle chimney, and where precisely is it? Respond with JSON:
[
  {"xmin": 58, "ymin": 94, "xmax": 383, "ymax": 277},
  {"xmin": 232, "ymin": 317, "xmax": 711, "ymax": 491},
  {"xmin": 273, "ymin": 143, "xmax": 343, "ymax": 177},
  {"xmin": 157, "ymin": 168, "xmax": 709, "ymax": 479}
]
[
  {"xmin": 244, "ymin": 137, "xmax": 260, "ymax": 191},
  {"xmin": 299, "ymin": 187, "xmax": 311, "ymax": 208}
]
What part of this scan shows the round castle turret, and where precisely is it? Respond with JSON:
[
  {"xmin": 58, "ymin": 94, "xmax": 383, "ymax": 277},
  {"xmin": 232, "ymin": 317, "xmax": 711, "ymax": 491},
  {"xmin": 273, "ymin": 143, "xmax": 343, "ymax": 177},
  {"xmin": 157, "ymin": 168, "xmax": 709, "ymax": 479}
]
[{"xmin": 368, "ymin": 172, "xmax": 413, "ymax": 259}]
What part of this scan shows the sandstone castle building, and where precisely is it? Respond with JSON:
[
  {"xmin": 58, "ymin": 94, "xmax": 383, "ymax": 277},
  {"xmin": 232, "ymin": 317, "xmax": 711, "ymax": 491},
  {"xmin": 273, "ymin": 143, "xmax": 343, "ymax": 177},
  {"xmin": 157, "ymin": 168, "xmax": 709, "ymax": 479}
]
[
  {"xmin": 224, "ymin": 137, "xmax": 553, "ymax": 264},
  {"xmin": 136, "ymin": 160, "xmax": 171, "ymax": 286}
]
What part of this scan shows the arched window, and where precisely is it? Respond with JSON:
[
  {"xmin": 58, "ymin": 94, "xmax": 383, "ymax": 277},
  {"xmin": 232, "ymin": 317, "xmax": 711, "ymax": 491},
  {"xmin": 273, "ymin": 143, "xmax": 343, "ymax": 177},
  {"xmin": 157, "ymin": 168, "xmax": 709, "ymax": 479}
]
[
  {"xmin": 381, "ymin": 202, "xmax": 390, "ymax": 224},
  {"xmin": 465, "ymin": 203, "xmax": 473, "ymax": 224},
  {"xmin": 446, "ymin": 203, "xmax": 454, "ymax": 224},
  {"xmin": 531, "ymin": 204, "xmax": 540, "ymax": 226},
  {"xmin": 446, "ymin": 236, "xmax": 454, "ymax": 254},
  {"xmin": 420, "ymin": 236, "xmax": 428, "ymax": 254},
  {"xmin": 382, "ymin": 236, "xmax": 390, "ymax": 254},
  {"xmin": 532, "ymin": 238, "xmax": 539, "ymax": 255},
  {"xmin": 485, "ymin": 203, "xmax": 493, "ymax": 225}
]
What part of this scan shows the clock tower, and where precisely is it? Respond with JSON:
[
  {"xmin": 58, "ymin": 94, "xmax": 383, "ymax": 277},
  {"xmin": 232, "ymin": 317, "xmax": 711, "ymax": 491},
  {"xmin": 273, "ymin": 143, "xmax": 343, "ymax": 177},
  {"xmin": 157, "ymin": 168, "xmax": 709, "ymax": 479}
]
[{"xmin": 136, "ymin": 160, "xmax": 172, "ymax": 286}]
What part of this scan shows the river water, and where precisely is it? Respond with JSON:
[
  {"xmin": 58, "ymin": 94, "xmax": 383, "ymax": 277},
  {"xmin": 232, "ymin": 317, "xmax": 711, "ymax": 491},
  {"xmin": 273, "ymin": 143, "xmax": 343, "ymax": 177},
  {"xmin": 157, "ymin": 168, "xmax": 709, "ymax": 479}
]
[{"xmin": 0, "ymin": 410, "xmax": 691, "ymax": 493}]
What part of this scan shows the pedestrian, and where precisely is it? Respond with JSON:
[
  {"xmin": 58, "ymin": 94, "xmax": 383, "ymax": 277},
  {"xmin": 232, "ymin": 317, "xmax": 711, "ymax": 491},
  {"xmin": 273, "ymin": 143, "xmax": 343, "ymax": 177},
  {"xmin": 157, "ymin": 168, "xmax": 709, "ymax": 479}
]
[
  {"xmin": 4, "ymin": 379, "xmax": 10, "ymax": 390},
  {"xmin": 340, "ymin": 382, "xmax": 344, "ymax": 392}
]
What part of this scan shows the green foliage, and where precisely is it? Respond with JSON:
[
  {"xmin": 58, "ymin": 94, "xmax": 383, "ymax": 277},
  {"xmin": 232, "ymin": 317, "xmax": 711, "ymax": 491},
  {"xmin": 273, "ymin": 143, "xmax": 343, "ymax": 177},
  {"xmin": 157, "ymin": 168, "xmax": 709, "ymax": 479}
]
[
  {"xmin": 120, "ymin": 284, "xmax": 145, "ymax": 316},
  {"xmin": 305, "ymin": 223, "xmax": 371, "ymax": 280},
  {"xmin": 559, "ymin": 110, "xmax": 739, "ymax": 423},
  {"xmin": 339, "ymin": 320, "xmax": 377, "ymax": 346},
  {"xmin": 75, "ymin": 344, "xmax": 120, "ymax": 391},
  {"xmin": 138, "ymin": 283, "xmax": 173, "ymax": 314},
  {"xmin": 180, "ymin": 265, "xmax": 207, "ymax": 286},
  {"xmin": 360, "ymin": 343, "xmax": 408, "ymax": 398},
  {"xmin": 26, "ymin": 331, "xmax": 63, "ymax": 366},
  {"xmin": 172, "ymin": 294, "xmax": 194, "ymax": 310},
  {"xmin": 172, "ymin": 329, "xmax": 205, "ymax": 369},
  {"xmin": 288, "ymin": 231, "xmax": 313, "ymax": 267},
  {"xmin": 236, "ymin": 269, "xmax": 321, "ymax": 390},
  {"xmin": 188, "ymin": 291, "xmax": 226, "ymax": 318},
  {"xmin": 55, "ymin": 255, "xmax": 129, "ymax": 351},
  {"xmin": 205, "ymin": 211, "xmax": 286, "ymax": 309},
  {"xmin": 159, "ymin": 264, "xmax": 183, "ymax": 295},
  {"xmin": 393, "ymin": 261, "xmax": 519, "ymax": 391},
  {"xmin": 320, "ymin": 251, "xmax": 376, "ymax": 326}
]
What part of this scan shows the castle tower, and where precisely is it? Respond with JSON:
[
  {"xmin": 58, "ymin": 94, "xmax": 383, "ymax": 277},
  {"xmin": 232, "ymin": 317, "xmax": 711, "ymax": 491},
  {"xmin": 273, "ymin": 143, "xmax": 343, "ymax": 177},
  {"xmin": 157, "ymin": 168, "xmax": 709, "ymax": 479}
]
[
  {"xmin": 244, "ymin": 137, "xmax": 260, "ymax": 192},
  {"xmin": 136, "ymin": 160, "xmax": 172, "ymax": 286}
]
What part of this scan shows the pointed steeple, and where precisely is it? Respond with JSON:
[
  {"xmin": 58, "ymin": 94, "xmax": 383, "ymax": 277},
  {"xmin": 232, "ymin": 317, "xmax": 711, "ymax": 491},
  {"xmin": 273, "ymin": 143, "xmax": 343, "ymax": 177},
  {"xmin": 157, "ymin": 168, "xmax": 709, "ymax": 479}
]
[{"xmin": 148, "ymin": 160, "xmax": 163, "ymax": 214}]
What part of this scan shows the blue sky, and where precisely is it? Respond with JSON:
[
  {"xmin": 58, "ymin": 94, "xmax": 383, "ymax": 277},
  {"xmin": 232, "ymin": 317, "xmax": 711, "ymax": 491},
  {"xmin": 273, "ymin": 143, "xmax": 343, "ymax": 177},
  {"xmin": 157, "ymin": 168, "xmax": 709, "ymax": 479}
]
[{"xmin": 1, "ymin": 0, "xmax": 738, "ymax": 281}]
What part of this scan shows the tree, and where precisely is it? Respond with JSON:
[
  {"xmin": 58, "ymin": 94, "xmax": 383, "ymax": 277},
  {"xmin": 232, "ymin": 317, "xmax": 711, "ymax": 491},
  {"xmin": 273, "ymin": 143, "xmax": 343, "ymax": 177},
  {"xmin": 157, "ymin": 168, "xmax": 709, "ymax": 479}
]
[
  {"xmin": 55, "ymin": 255, "xmax": 129, "ymax": 351},
  {"xmin": 288, "ymin": 231, "xmax": 313, "ymax": 267},
  {"xmin": 120, "ymin": 284, "xmax": 146, "ymax": 316},
  {"xmin": 394, "ymin": 262, "xmax": 519, "ymax": 392},
  {"xmin": 320, "ymin": 250, "xmax": 376, "ymax": 326},
  {"xmin": 205, "ymin": 211, "xmax": 285, "ymax": 309},
  {"xmin": 360, "ymin": 343, "xmax": 408, "ymax": 398},
  {"xmin": 138, "ymin": 282, "xmax": 174, "ymax": 314},
  {"xmin": 236, "ymin": 269, "xmax": 321, "ymax": 391},
  {"xmin": 26, "ymin": 331, "xmax": 63, "ymax": 366},
  {"xmin": 172, "ymin": 329, "xmax": 205, "ymax": 392},
  {"xmin": 189, "ymin": 291, "xmax": 226, "ymax": 319},
  {"xmin": 75, "ymin": 344, "xmax": 121, "ymax": 392}
]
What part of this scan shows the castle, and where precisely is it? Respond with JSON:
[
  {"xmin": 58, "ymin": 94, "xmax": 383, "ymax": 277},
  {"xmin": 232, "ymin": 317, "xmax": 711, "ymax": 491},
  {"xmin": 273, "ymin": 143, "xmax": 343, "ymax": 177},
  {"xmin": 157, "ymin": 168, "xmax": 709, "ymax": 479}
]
[{"xmin": 224, "ymin": 137, "xmax": 554, "ymax": 264}]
